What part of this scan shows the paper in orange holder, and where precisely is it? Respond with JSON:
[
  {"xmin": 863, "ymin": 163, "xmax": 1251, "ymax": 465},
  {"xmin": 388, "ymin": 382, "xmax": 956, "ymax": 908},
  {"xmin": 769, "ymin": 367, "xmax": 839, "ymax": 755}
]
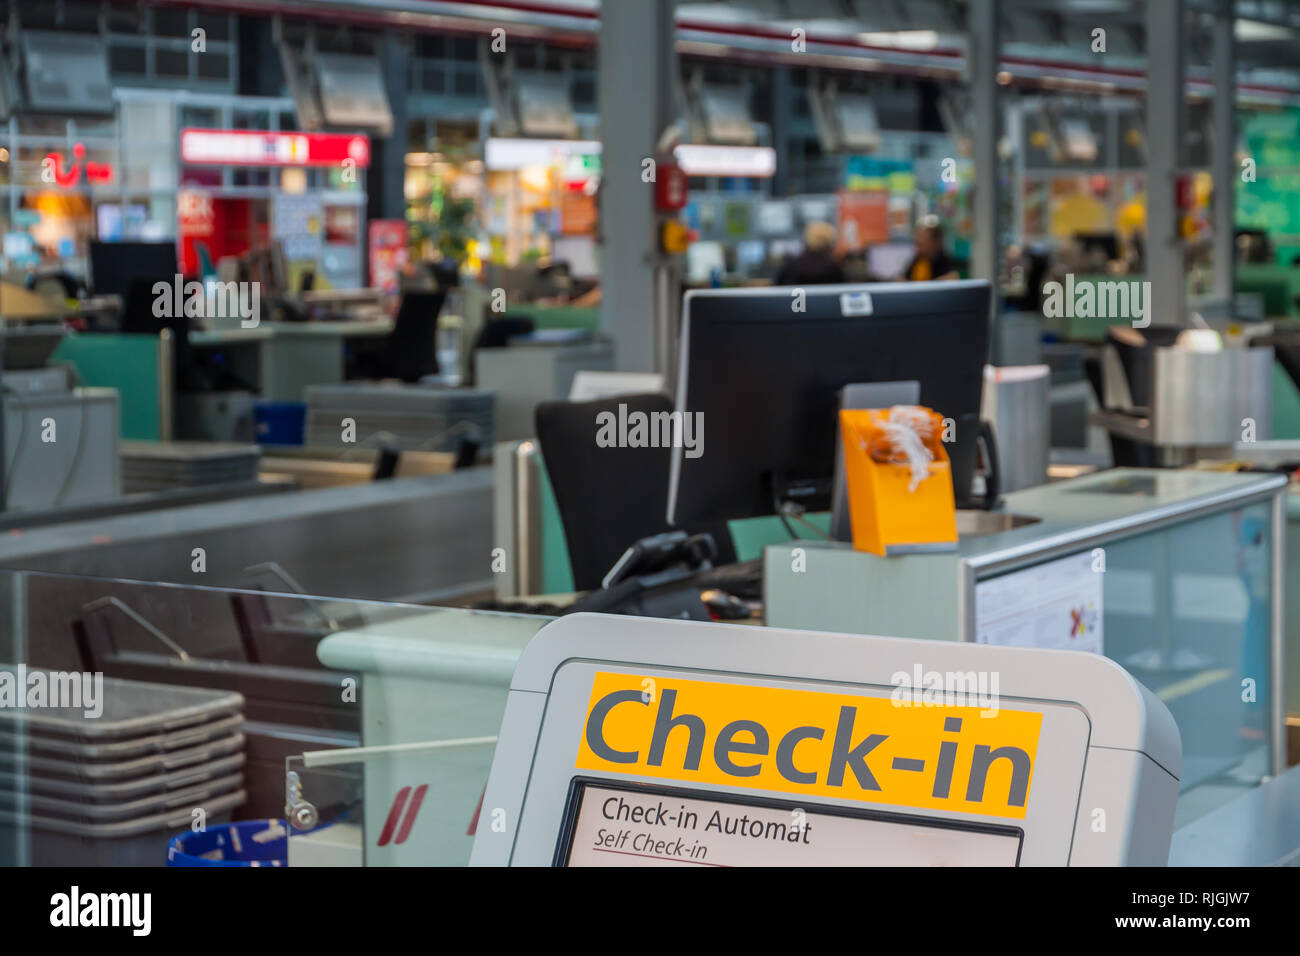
[{"xmin": 839, "ymin": 406, "xmax": 959, "ymax": 556}]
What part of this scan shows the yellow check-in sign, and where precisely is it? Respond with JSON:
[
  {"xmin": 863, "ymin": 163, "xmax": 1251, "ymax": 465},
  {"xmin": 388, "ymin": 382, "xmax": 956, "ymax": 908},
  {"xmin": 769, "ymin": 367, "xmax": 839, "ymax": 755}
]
[{"xmin": 577, "ymin": 673, "xmax": 1042, "ymax": 819}]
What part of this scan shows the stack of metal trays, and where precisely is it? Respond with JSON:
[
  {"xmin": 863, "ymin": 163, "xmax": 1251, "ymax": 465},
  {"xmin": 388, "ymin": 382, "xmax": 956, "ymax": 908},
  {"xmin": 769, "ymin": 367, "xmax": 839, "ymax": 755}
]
[
  {"xmin": 120, "ymin": 441, "xmax": 262, "ymax": 493},
  {"xmin": 304, "ymin": 383, "xmax": 496, "ymax": 452},
  {"xmin": 0, "ymin": 669, "xmax": 246, "ymax": 865}
]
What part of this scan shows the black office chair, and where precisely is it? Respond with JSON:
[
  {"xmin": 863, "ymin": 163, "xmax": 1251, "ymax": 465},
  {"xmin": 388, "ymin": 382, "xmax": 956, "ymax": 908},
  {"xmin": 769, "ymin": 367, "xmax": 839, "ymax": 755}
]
[
  {"xmin": 1254, "ymin": 330, "xmax": 1300, "ymax": 394},
  {"xmin": 429, "ymin": 259, "xmax": 461, "ymax": 289},
  {"xmin": 120, "ymin": 275, "xmax": 197, "ymax": 391},
  {"xmin": 1083, "ymin": 349, "xmax": 1158, "ymax": 468},
  {"xmin": 377, "ymin": 289, "xmax": 445, "ymax": 382},
  {"xmin": 535, "ymin": 392, "xmax": 736, "ymax": 591}
]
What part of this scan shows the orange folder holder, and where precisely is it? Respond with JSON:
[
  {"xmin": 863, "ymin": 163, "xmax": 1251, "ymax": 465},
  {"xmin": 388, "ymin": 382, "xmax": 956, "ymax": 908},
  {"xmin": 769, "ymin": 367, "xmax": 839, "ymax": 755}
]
[{"xmin": 839, "ymin": 407, "xmax": 959, "ymax": 556}]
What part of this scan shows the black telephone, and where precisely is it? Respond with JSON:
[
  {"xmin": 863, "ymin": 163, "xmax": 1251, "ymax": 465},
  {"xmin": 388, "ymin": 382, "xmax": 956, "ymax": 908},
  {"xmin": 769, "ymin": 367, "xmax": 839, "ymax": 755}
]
[{"xmin": 567, "ymin": 530, "xmax": 718, "ymax": 620}]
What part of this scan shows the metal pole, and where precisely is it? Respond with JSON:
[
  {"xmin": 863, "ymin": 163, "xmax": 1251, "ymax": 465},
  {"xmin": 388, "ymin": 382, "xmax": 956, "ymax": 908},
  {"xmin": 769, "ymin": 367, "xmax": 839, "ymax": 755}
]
[
  {"xmin": 968, "ymin": 0, "xmax": 1001, "ymax": 354},
  {"xmin": 0, "ymin": 317, "xmax": 6, "ymax": 513},
  {"xmin": 1146, "ymin": 0, "xmax": 1187, "ymax": 327},
  {"xmin": 1211, "ymin": 0, "xmax": 1236, "ymax": 303},
  {"xmin": 598, "ymin": 0, "xmax": 677, "ymax": 374},
  {"xmin": 968, "ymin": 0, "xmax": 1001, "ymax": 284}
]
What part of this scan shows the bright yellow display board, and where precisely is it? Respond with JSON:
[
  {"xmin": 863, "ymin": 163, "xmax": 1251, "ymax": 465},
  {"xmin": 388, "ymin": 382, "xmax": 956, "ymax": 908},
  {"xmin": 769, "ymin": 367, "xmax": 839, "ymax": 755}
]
[{"xmin": 577, "ymin": 672, "xmax": 1043, "ymax": 820}]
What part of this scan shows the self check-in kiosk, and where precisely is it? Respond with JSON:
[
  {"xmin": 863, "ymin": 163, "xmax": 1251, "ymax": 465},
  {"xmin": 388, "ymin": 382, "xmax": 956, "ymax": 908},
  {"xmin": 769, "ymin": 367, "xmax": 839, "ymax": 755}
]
[{"xmin": 471, "ymin": 614, "xmax": 1182, "ymax": 866}]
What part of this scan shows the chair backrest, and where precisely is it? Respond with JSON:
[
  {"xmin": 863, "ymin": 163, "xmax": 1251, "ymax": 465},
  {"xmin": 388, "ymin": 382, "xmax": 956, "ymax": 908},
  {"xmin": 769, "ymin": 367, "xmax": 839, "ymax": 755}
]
[
  {"xmin": 121, "ymin": 275, "xmax": 192, "ymax": 389},
  {"xmin": 1257, "ymin": 331, "xmax": 1300, "ymax": 393},
  {"xmin": 429, "ymin": 259, "xmax": 460, "ymax": 289},
  {"xmin": 383, "ymin": 289, "xmax": 446, "ymax": 382},
  {"xmin": 535, "ymin": 392, "xmax": 735, "ymax": 591}
]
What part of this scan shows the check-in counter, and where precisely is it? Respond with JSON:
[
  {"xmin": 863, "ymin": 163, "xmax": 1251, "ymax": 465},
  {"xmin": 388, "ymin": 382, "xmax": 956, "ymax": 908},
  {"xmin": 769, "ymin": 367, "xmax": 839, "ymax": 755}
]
[
  {"xmin": 0, "ymin": 469, "xmax": 495, "ymax": 614},
  {"xmin": 475, "ymin": 337, "xmax": 614, "ymax": 442},
  {"xmin": 308, "ymin": 596, "xmax": 1297, "ymax": 866},
  {"xmin": 764, "ymin": 468, "xmax": 1287, "ymax": 828},
  {"xmin": 262, "ymin": 320, "xmax": 392, "ymax": 402},
  {"xmin": 313, "ymin": 607, "xmax": 547, "ymax": 865},
  {"xmin": 8, "ymin": 568, "xmax": 1280, "ymax": 866}
]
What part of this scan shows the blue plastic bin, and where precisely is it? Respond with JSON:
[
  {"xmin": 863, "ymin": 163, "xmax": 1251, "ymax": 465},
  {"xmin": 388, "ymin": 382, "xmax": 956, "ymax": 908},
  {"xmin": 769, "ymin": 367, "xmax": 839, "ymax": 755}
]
[
  {"xmin": 254, "ymin": 401, "xmax": 306, "ymax": 446},
  {"xmin": 166, "ymin": 819, "xmax": 287, "ymax": 867}
]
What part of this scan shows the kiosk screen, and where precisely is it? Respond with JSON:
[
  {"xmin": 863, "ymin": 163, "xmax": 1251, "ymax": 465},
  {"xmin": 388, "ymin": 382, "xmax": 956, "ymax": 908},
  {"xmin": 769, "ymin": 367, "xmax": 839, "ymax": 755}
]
[{"xmin": 557, "ymin": 780, "xmax": 1022, "ymax": 867}]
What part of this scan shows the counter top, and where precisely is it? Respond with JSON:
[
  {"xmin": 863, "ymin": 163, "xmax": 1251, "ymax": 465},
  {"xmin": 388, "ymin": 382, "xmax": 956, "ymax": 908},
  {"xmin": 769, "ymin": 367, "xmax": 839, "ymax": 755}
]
[
  {"xmin": 267, "ymin": 319, "xmax": 392, "ymax": 337},
  {"xmin": 955, "ymin": 468, "xmax": 1285, "ymax": 569},
  {"xmin": 190, "ymin": 327, "xmax": 274, "ymax": 345},
  {"xmin": 189, "ymin": 320, "xmax": 394, "ymax": 345},
  {"xmin": 783, "ymin": 469, "xmax": 1285, "ymax": 574},
  {"xmin": 1169, "ymin": 762, "xmax": 1300, "ymax": 866},
  {"xmin": 316, "ymin": 606, "xmax": 546, "ymax": 683}
]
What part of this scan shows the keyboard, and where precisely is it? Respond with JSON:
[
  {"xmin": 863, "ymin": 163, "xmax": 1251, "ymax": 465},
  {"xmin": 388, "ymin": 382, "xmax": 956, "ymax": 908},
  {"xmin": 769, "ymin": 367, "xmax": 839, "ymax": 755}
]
[{"xmin": 695, "ymin": 559, "xmax": 764, "ymax": 600}]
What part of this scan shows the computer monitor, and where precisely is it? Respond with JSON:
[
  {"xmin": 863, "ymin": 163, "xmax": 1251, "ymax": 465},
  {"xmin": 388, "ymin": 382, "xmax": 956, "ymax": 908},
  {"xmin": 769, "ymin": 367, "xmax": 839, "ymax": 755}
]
[
  {"xmin": 551, "ymin": 235, "xmax": 600, "ymax": 279},
  {"xmin": 666, "ymin": 281, "xmax": 991, "ymax": 527},
  {"xmin": 1234, "ymin": 228, "xmax": 1272, "ymax": 264},
  {"xmin": 88, "ymin": 240, "xmax": 178, "ymax": 301},
  {"xmin": 685, "ymin": 241, "xmax": 727, "ymax": 284},
  {"xmin": 1075, "ymin": 231, "xmax": 1120, "ymax": 264},
  {"xmin": 95, "ymin": 203, "xmax": 148, "ymax": 242},
  {"xmin": 757, "ymin": 200, "xmax": 796, "ymax": 236},
  {"xmin": 768, "ymin": 238, "xmax": 803, "ymax": 261},
  {"xmin": 735, "ymin": 240, "xmax": 767, "ymax": 274},
  {"xmin": 1056, "ymin": 116, "xmax": 1098, "ymax": 163},
  {"xmin": 867, "ymin": 242, "xmax": 915, "ymax": 280}
]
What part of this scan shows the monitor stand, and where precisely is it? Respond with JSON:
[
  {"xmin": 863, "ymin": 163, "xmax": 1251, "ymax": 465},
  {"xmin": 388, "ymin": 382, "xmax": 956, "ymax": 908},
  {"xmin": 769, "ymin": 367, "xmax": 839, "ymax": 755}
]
[{"xmin": 766, "ymin": 472, "xmax": 833, "ymax": 541}]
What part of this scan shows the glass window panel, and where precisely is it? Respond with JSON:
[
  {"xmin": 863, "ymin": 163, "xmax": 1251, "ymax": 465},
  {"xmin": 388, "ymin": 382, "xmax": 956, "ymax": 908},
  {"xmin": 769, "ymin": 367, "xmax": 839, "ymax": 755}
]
[{"xmin": 154, "ymin": 48, "xmax": 190, "ymax": 79}]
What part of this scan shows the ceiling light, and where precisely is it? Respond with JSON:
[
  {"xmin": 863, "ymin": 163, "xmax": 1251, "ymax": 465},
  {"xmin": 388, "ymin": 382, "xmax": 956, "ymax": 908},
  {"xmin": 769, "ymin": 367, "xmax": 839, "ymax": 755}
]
[{"xmin": 860, "ymin": 31, "xmax": 941, "ymax": 51}]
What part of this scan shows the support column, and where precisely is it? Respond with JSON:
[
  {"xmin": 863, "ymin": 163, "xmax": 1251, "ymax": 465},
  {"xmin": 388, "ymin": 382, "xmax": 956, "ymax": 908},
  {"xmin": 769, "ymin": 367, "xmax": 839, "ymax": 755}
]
[
  {"xmin": 368, "ymin": 34, "xmax": 409, "ymax": 224},
  {"xmin": 1211, "ymin": 0, "xmax": 1236, "ymax": 302},
  {"xmin": 770, "ymin": 67, "xmax": 793, "ymax": 199},
  {"xmin": 1146, "ymin": 0, "xmax": 1187, "ymax": 327},
  {"xmin": 598, "ymin": 0, "xmax": 677, "ymax": 374},
  {"xmin": 968, "ymin": 0, "xmax": 1000, "ymax": 289}
]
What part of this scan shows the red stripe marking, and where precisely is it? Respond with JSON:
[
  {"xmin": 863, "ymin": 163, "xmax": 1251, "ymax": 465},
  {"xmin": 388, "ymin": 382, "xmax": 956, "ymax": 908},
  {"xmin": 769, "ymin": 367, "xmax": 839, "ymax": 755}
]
[
  {"xmin": 393, "ymin": 784, "xmax": 428, "ymax": 845},
  {"xmin": 377, "ymin": 786, "xmax": 410, "ymax": 847},
  {"xmin": 467, "ymin": 786, "xmax": 486, "ymax": 836}
]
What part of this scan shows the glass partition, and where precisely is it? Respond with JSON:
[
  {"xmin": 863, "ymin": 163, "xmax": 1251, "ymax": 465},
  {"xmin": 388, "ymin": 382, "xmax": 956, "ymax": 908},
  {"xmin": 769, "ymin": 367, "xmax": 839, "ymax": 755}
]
[
  {"xmin": 971, "ymin": 495, "xmax": 1281, "ymax": 830},
  {"xmin": 284, "ymin": 736, "xmax": 500, "ymax": 867},
  {"xmin": 0, "ymin": 569, "xmax": 548, "ymax": 867},
  {"xmin": 1100, "ymin": 502, "xmax": 1276, "ymax": 827}
]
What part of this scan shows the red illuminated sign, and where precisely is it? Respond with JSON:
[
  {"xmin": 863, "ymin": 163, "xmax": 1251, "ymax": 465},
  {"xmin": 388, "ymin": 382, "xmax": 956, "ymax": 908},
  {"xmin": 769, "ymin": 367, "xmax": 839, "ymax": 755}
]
[
  {"xmin": 180, "ymin": 129, "xmax": 371, "ymax": 168},
  {"xmin": 654, "ymin": 161, "xmax": 689, "ymax": 212},
  {"xmin": 44, "ymin": 143, "xmax": 113, "ymax": 188}
]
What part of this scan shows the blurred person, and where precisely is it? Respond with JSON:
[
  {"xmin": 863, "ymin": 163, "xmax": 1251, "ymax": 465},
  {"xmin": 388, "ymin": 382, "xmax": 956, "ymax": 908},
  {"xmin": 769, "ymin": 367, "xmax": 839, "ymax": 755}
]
[
  {"xmin": 776, "ymin": 221, "xmax": 845, "ymax": 286},
  {"xmin": 904, "ymin": 217, "xmax": 959, "ymax": 281}
]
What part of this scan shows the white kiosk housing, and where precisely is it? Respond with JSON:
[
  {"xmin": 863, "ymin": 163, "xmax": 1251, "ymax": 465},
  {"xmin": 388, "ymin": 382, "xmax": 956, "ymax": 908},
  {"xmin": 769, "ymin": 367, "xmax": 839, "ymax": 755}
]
[{"xmin": 472, "ymin": 614, "xmax": 1182, "ymax": 867}]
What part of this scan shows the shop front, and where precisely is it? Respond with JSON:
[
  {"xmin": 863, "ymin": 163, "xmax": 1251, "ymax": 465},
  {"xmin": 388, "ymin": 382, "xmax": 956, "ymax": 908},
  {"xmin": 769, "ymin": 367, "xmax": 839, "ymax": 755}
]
[
  {"xmin": 1, "ymin": 112, "xmax": 134, "ymax": 282},
  {"xmin": 178, "ymin": 125, "xmax": 369, "ymax": 290},
  {"xmin": 480, "ymin": 136, "xmax": 602, "ymax": 280},
  {"xmin": 1, "ymin": 89, "xmax": 368, "ymax": 292}
]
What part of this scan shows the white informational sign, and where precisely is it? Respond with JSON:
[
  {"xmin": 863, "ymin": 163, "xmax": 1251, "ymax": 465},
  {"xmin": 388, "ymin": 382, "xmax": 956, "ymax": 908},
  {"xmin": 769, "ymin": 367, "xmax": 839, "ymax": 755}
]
[
  {"xmin": 568, "ymin": 371, "xmax": 666, "ymax": 401},
  {"xmin": 272, "ymin": 193, "xmax": 324, "ymax": 263},
  {"xmin": 975, "ymin": 551, "xmax": 1103, "ymax": 654},
  {"xmin": 562, "ymin": 784, "xmax": 1021, "ymax": 867}
]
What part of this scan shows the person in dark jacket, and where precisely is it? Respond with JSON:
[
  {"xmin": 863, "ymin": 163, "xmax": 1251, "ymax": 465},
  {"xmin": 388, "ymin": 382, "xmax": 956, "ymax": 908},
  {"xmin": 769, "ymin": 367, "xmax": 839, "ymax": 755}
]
[
  {"xmin": 776, "ymin": 221, "xmax": 845, "ymax": 286},
  {"xmin": 904, "ymin": 217, "xmax": 959, "ymax": 281}
]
